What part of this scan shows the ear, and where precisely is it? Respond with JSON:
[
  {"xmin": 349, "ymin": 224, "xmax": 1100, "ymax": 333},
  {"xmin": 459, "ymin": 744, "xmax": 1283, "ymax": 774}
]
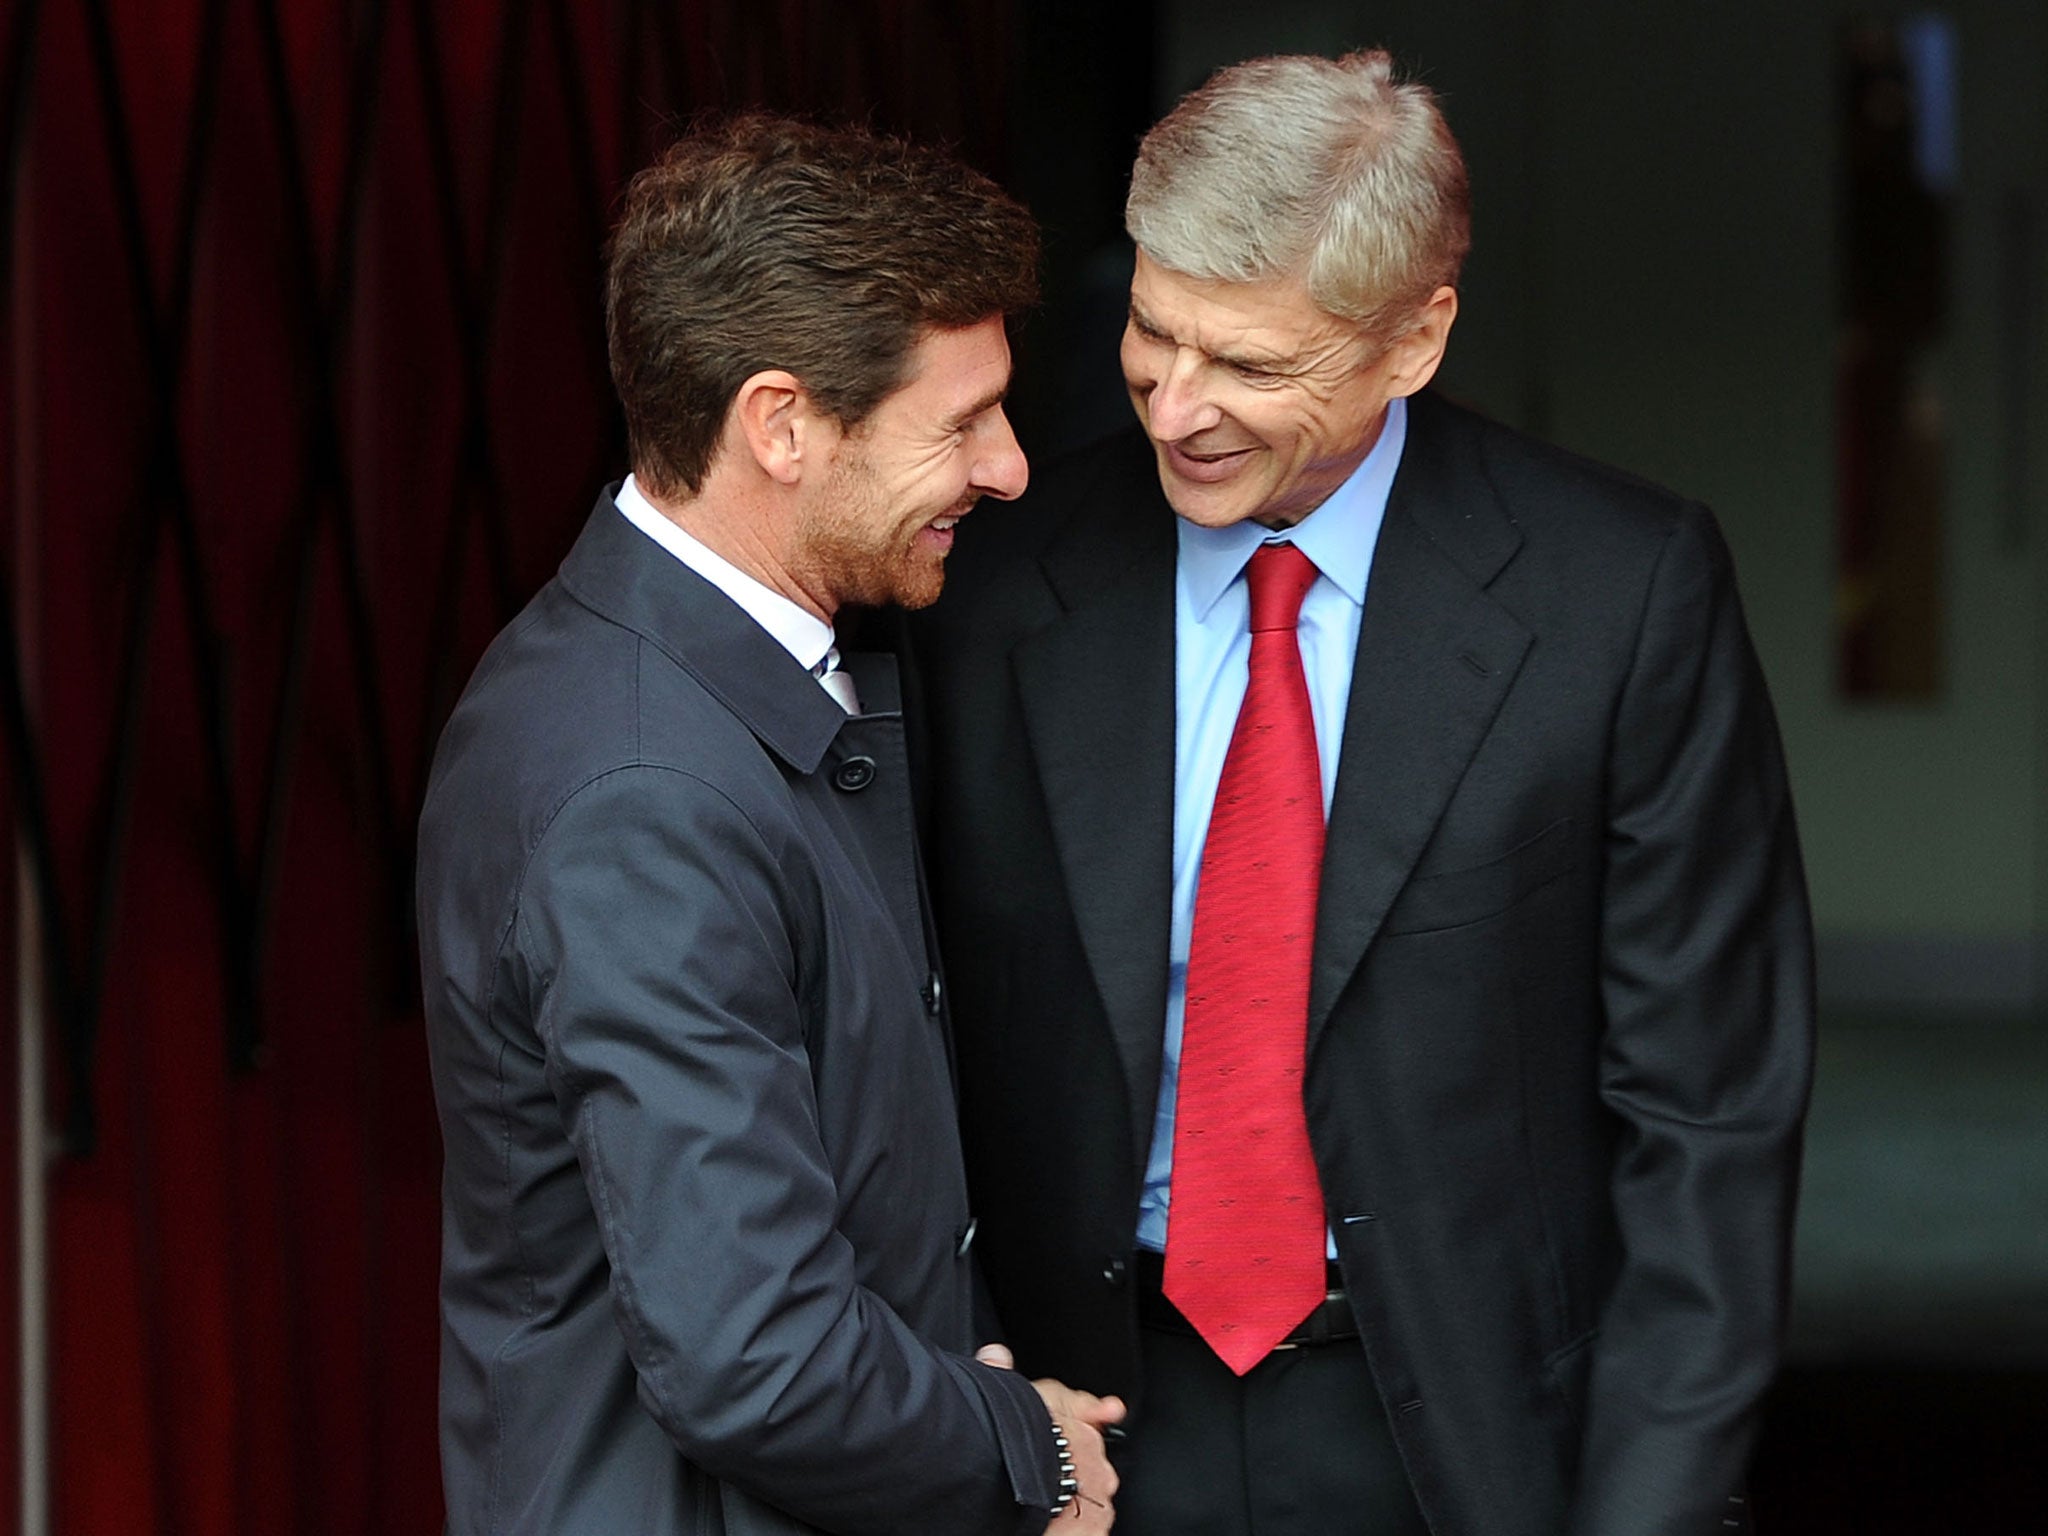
[
  {"xmin": 731, "ymin": 369, "xmax": 831, "ymax": 485},
  {"xmin": 1382, "ymin": 286, "xmax": 1459, "ymax": 399}
]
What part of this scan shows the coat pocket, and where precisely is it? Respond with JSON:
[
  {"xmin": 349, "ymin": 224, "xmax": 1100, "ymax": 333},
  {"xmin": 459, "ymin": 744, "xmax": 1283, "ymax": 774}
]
[{"xmin": 1379, "ymin": 817, "xmax": 1575, "ymax": 935}]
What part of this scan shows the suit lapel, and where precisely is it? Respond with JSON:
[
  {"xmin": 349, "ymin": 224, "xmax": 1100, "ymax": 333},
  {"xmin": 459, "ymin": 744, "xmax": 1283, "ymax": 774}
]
[
  {"xmin": 1002, "ymin": 403, "xmax": 1535, "ymax": 1115},
  {"xmin": 1310, "ymin": 399, "xmax": 1533, "ymax": 1041},
  {"xmin": 1011, "ymin": 459, "xmax": 1178, "ymax": 1162}
]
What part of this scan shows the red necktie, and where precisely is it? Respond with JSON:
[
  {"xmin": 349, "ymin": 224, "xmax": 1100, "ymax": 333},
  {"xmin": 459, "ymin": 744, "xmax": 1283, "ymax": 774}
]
[{"xmin": 1165, "ymin": 542, "xmax": 1328, "ymax": 1375}]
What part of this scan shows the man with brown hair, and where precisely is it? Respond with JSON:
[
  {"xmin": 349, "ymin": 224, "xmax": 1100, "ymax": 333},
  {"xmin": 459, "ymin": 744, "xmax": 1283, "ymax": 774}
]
[
  {"xmin": 418, "ymin": 117, "xmax": 1121, "ymax": 1536},
  {"xmin": 916, "ymin": 52, "xmax": 1812, "ymax": 1536}
]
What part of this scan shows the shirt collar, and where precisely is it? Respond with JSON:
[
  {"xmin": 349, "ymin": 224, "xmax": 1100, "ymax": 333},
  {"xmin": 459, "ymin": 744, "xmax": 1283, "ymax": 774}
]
[
  {"xmin": 613, "ymin": 473, "xmax": 836, "ymax": 674},
  {"xmin": 1175, "ymin": 393, "xmax": 1407, "ymax": 621}
]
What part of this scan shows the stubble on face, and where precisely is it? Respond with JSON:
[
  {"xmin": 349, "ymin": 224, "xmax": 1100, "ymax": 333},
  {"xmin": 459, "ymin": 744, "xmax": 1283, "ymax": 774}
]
[
  {"xmin": 793, "ymin": 442, "xmax": 961, "ymax": 612},
  {"xmin": 784, "ymin": 317, "xmax": 1023, "ymax": 615}
]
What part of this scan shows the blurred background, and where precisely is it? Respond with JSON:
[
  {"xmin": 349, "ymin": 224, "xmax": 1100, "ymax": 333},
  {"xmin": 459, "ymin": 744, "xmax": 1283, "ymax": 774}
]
[{"xmin": 2, "ymin": 1, "xmax": 2043, "ymax": 1532}]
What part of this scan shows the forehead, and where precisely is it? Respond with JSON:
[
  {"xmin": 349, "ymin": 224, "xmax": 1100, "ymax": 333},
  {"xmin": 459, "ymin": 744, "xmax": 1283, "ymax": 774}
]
[
  {"xmin": 883, "ymin": 317, "xmax": 1014, "ymax": 416},
  {"xmin": 1127, "ymin": 252, "xmax": 1354, "ymax": 362}
]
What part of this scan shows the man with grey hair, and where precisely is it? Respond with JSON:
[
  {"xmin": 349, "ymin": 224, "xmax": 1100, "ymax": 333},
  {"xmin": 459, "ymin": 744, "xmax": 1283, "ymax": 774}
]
[{"xmin": 914, "ymin": 51, "xmax": 1813, "ymax": 1536}]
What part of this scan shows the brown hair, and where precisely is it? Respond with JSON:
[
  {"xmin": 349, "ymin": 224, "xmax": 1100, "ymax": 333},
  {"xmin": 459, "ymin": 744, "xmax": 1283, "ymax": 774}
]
[{"xmin": 606, "ymin": 116, "xmax": 1040, "ymax": 498}]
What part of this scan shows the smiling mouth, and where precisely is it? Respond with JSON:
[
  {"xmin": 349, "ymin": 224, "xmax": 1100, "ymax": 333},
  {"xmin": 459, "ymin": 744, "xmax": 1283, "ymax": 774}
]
[
  {"xmin": 920, "ymin": 504, "xmax": 971, "ymax": 551},
  {"xmin": 1164, "ymin": 440, "xmax": 1255, "ymax": 482},
  {"xmin": 928, "ymin": 493, "xmax": 981, "ymax": 535}
]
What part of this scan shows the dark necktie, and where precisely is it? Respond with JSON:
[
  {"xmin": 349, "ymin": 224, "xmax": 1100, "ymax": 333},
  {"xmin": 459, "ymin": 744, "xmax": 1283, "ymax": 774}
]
[{"xmin": 1164, "ymin": 541, "xmax": 1328, "ymax": 1375}]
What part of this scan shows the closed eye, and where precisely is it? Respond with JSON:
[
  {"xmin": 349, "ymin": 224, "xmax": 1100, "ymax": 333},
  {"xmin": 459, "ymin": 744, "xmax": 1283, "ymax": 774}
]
[{"xmin": 1223, "ymin": 356, "xmax": 1297, "ymax": 387}]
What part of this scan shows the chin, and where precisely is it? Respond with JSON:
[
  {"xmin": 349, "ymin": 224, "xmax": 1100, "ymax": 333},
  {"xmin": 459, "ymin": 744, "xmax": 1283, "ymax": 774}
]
[
  {"xmin": 1163, "ymin": 489, "xmax": 1257, "ymax": 529},
  {"xmin": 887, "ymin": 562, "xmax": 948, "ymax": 611}
]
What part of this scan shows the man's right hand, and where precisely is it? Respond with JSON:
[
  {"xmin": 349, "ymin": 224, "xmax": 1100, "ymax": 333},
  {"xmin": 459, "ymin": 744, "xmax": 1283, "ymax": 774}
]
[
  {"xmin": 973, "ymin": 1344, "xmax": 1124, "ymax": 1530},
  {"xmin": 1027, "ymin": 1376, "xmax": 1124, "ymax": 1532}
]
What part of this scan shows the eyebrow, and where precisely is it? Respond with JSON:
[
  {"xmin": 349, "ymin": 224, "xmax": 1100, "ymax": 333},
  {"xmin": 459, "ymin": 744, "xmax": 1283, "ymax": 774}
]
[
  {"xmin": 952, "ymin": 381, "xmax": 1010, "ymax": 429},
  {"xmin": 1127, "ymin": 301, "xmax": 1170, "ymax": 342}
]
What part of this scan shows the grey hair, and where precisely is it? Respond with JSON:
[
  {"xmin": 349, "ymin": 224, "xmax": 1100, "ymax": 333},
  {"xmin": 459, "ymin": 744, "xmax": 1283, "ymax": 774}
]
[{"xmin": 1126, "ymin": 51, "xmax": 1470, "ymax": 341}]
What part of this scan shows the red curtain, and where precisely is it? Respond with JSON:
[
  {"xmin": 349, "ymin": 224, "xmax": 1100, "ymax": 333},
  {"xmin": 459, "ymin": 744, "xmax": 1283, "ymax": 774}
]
[{"xmin": 0, "ymin": 4, "xmax": 1013, "ymax": 1532}]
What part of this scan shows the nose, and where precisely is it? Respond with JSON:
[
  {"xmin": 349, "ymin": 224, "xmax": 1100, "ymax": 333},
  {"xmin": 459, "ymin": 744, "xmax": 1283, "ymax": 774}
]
[
  {"xmin": 1141, "ymin": 349, "xmax": 1221, "ymax": 441},
  {"xmin": 973, "ymin": 408, "xmax": 1029, "ymax": 501}
]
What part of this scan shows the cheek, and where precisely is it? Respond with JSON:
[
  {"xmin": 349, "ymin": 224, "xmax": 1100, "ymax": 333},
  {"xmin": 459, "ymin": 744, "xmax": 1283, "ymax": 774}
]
[
  {"xmin": 1236, "ymin": 398, "xmax": 1307, "ymax": 459},
  {"xmin": 885, "ymin": 449, "xmax": 964, "ymax": 516},
  {"xmin": 1275, "ymin": 402, "xmax": 1343, "ymax": 462}
]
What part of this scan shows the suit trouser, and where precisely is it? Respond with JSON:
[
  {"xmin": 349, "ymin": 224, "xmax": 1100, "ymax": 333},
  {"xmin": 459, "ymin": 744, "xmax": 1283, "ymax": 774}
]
[{"xmin": 1111, "ymin": 1300, "xmax": 1430, "ymax": 1536}]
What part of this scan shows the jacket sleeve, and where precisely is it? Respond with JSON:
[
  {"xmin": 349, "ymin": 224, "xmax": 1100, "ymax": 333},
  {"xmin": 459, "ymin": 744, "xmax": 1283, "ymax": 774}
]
[
  {"xmin": 1574, "ymin": 506, "xmax": 1816, "ymax": 1535},
  {"xmin": 510, "ymin": 763, "xmax": 1057, "ymax": 1536}
]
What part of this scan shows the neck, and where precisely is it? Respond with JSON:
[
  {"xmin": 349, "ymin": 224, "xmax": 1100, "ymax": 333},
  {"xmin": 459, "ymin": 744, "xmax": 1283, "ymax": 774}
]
[{"xmin": 635, "ymin": 474, "xmax": 835, "ymax": 622}]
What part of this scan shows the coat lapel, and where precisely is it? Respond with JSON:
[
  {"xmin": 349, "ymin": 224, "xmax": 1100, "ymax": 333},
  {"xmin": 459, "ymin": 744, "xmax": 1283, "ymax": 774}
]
[
  {"xmin": 1010, "ymin": 461, "xmax": 1179, "ymax": 1162},
  {"xmin": 1310, "ymin": 399, "xmax": 1533, "ymax": 1040}
]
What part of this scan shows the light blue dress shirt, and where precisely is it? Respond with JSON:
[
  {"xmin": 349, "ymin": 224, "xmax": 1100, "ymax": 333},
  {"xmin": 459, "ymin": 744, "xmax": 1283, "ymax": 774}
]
[{"xmin": 1135, "ymin": 395, "xmax": 1409, "ymax": 1255}]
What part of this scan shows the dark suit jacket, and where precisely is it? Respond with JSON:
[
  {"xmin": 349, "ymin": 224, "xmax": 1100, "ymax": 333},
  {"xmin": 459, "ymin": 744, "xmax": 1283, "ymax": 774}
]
[
  {"xmin": 418, "ymin": 494, "xmax": 1057, "ymax": 1536},
  {"xmin": 910, "ymin": 392, "xmax": 1815, "ymax": 1536}
]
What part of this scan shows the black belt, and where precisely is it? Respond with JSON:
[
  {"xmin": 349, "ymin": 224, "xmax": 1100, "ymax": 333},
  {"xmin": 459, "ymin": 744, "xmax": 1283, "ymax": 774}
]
[{"xmin": 1132, "ymin": 1249, "xmax": 1359, "ymax": 1348}]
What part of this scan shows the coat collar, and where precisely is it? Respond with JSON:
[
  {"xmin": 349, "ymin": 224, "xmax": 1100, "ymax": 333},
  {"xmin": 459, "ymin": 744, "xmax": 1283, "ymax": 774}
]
[{"xmin": 555, "ymin": 488, "xmax": 851, "ymax": 776}]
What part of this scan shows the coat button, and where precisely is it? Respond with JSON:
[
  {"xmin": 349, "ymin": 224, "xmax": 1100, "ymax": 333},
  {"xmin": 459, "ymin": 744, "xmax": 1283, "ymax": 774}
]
[
  {"xmin": 1102, "ymin": 1256, "xmax": 1128, "ymax": 1287},
  {"xmin": 832, "ymin": 756, "xmax": 876, "ymax": 792},
  {"xmin": 955, "ymin": 1216, "xmax": 978, "ymax": 1257},
  {"xmin": 921, "ymin": 971, "xmax": 943, "ymax": 1015}
]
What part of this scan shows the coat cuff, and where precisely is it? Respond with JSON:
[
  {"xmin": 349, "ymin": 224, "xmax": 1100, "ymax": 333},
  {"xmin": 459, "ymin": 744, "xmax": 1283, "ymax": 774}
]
[{"xmin": 963, "ymin": 1360, "xmax": 1058, "ymax": 1534}]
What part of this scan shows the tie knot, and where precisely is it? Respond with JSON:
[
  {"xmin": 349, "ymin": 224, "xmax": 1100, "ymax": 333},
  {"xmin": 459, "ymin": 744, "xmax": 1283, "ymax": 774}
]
[{"xmin": 1244, "ymin": 543, "xmax": 1319, "ymax": 634}]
